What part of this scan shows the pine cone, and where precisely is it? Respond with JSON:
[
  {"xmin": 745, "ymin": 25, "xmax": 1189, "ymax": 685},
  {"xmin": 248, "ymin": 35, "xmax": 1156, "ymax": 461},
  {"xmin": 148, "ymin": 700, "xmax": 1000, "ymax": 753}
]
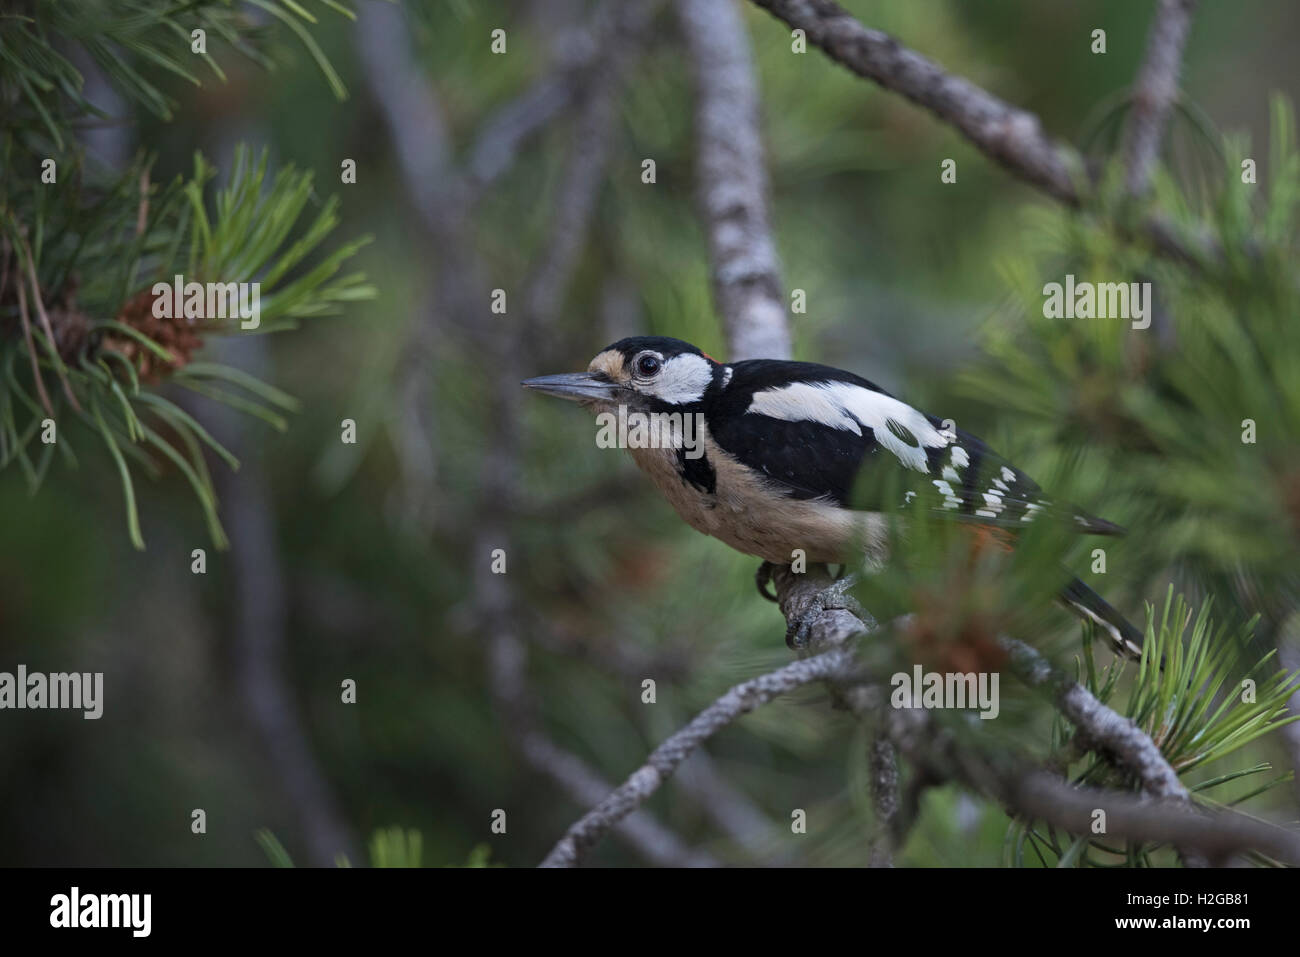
[
  {"xmin": 903, "ymin": 585, "xmax": 1011, "ymax": 676},
  {"xmin": 102, "ymin": 286, "xmax": 204, "ymax": 383}
]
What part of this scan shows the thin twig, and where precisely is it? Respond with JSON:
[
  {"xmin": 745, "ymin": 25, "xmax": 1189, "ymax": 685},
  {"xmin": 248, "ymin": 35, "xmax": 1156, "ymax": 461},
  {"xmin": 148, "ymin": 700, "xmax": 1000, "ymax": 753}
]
[
  {"xmin": 1000, "ymin": 638, "xmax": 1187, "ymax": 800},
  {"xmin": 463, "ymin": 76, "xmax": 576, "ymax": 196},
  {"xmin": 752, "ymin": 0, "xmax": 1079, "ymax": 200},
  {"xmin": 14, "ymin": 255, "xmax": 55, "ymax": 417},
  {"xmin": 1007, "ymin": 770, "xmax": 1300, "ymax": 867},
  {"xmin": 540, "ymin": 648, "xmax": 857, "ymax": 867},
  {"xmin": 367, "ymin": 0, "xmax": 711, "ymax": 866},
  {"xmin": 1120, "ymin": 0, "xmax": 1197, "ymax": 198},
  {"xmin": 207, "ymin": 334, "xmax": 359, "ymax": 867},
  {"xmin": 884, "ymin": 695, "xmax": 1300, "ymax": 866},
  {"xmin": 463, "ymin": 3, "xmax": 664, "ymax": 205},
  {"xmin": 355, "ymin": 0, "xmax": 462, "ymax": 527},
  {"xmin": 523, "ymin": 0, "xmax": 661, "ymax": 332},
  {"xmin": 355, "ymin": 1, "xmax": 457, "ymax": 237},
  {"xmin": 20, "ymin": 236, "xmax": 80, "ymax": 410},
  {"xmin": 520, "ymin": 723, "xmax": 719, "ymax": 867},
  {"xmin": 999, "ymin": 636, "xmax": 1208, "ymax": 866},
  {"xmin": 868, "ymin": 736, "xmax": 899, "ymax": 867},
  {"xmin": 762, "ymin": 569, "xmax": 1241, "ymax": 865},
  {"xmin": 482, "ymin": 552, "xmax": 718, "ymax": 868},
  {"xmin": 746, "ymin": 0, "xmax": 1222, "ymax": 270},
  {"xmin": 676, "ymin": 750, "xmax": 780, "ymax": 856}
]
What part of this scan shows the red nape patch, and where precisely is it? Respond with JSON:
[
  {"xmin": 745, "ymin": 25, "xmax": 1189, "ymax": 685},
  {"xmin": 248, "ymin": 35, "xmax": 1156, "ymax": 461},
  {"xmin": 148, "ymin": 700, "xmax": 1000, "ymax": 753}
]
[{"xmin": 701, "ymin": 352, "xmax": 717, "ymax": 362}]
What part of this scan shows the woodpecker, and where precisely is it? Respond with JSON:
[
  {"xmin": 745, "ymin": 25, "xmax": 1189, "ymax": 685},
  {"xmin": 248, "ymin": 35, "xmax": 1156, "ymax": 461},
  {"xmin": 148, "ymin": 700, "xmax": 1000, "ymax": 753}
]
[{"xmin": 523, "ymin": 336, "xmax": 1142, "ymax": 657}]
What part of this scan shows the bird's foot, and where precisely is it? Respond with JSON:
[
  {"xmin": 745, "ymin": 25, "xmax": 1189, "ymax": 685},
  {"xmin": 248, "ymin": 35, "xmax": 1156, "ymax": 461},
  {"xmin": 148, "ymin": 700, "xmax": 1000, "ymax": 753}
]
[{"xmin": 785, "ymin": 574, "xmax": 865, "ymax": 650}]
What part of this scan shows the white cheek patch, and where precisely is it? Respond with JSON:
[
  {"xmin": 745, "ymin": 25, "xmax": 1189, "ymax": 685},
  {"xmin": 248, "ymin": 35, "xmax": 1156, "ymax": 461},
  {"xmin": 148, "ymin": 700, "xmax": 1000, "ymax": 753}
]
[
  {"xmin": 747, "ymin": 381, "xmax": 948, "ymax": 472},
  {"xmin": 648, "ymin": 353, "xmax": 714, "ymax": 405}
]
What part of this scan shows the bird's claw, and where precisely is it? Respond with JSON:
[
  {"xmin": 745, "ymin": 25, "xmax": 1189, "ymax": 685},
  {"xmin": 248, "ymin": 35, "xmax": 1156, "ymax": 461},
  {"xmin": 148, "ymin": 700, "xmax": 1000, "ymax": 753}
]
[
  {"xmin": 755, "ymin": 561, "xmax": 780, "ymax": 603},
  {"xmin": 784, "ymin": 574, "xmax": 864, "ymax": 649}
]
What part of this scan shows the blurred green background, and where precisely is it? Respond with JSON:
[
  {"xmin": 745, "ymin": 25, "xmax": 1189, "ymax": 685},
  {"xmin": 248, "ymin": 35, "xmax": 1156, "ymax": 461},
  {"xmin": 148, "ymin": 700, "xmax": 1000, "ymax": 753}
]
[{"xmin": 3, "ymin": 0, "xmax": 1300, "ymax": 867}]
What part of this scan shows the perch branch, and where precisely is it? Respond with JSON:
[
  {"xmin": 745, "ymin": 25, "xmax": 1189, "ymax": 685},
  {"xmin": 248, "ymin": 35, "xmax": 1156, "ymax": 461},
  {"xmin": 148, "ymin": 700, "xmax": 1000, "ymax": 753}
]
[{"xmin": 764, "ymin": 569, "xmax": 1275, "ymax": 865}]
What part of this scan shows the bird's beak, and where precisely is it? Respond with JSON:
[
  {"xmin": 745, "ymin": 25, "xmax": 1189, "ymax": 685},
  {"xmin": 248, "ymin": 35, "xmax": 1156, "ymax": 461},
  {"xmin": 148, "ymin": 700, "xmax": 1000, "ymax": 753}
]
[{"xmin": 521, "ymin": 372, "xmax": 623, "ymax": 403}]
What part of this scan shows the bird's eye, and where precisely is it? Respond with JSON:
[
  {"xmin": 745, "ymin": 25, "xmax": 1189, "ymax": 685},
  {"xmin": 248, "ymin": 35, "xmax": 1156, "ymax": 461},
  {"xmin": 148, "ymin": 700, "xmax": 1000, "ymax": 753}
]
[{"xmin": 635, "ymin": 354, "xmax": 662, "ymax": 377}]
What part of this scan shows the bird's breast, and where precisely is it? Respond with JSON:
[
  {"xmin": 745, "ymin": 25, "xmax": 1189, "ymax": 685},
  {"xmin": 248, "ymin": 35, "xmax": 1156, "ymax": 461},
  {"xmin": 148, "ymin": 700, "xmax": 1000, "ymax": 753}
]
[{"xmin": 624, "ymin": 429, "xmax": 884, "ymax": 564}]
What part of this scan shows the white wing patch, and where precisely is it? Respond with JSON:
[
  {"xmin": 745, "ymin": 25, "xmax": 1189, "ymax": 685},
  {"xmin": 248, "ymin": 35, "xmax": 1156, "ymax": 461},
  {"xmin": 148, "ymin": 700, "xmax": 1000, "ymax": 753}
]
[
  {"xmin": 944, "ymin": 444, "xmax": 972, "ymax": 510},
  {"xmin": 976, "ymin": 489, "xmax": 1005, "ymax": 519},
  {"xmin": 932, "ymin": 478, "xmax": 962, "ymax": 509},
  {"xmin": 746, "ymin": 380, "xmax": 948, "ymax": 472}
]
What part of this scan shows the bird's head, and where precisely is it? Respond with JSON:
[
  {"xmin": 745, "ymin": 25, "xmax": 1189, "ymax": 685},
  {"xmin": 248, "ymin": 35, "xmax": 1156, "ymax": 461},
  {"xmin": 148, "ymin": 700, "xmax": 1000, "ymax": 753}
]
[{"xmin": 522, "ymin": 336, "xmax": 720, "ymax": 414}]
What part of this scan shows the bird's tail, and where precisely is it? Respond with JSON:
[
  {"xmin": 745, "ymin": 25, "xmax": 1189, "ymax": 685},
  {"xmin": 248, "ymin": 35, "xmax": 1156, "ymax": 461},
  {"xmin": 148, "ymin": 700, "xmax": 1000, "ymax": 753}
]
[{"xmin": 1059, "ymin": 577, "xmax": 1144, "ymax": 659}]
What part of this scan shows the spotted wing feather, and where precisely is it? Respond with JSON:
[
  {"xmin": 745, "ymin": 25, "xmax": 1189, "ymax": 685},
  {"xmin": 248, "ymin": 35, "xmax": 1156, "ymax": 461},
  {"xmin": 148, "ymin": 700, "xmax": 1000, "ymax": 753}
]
[{"xmin": 704, "ymin": 360, "xmax": 1122, "ymax": 535}]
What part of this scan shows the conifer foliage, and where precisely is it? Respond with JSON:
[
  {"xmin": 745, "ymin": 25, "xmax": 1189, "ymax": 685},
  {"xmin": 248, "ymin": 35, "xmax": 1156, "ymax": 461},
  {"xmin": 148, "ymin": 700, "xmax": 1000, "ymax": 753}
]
[{"xmin": 0, "ymin": 1, "xmax": 373, "ymax": 546}]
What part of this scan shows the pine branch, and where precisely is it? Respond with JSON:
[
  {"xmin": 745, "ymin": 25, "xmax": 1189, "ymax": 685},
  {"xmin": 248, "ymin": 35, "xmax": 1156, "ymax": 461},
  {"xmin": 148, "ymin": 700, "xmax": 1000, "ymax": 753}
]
[
  {"xmin": 677, "ymin": 0, "xmax": 789, "ymax": 362},
  {"xmin": 0, "ymin": 144, "xmax": 373, "ymax": 543},
  {"xmin": 745, "ymin": 0, "xmax": 1223, "ymax": 270},
  {"xmin": 1002, "ymin": 638, "xmax": 1189, "ymax": 801}
]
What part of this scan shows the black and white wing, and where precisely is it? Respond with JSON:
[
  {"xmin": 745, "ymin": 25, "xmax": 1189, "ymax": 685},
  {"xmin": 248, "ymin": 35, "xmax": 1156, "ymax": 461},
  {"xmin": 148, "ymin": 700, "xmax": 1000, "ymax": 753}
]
[{"xmin": 705, "ymin": 360, "xmax": 1122, "ymax": 534}]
